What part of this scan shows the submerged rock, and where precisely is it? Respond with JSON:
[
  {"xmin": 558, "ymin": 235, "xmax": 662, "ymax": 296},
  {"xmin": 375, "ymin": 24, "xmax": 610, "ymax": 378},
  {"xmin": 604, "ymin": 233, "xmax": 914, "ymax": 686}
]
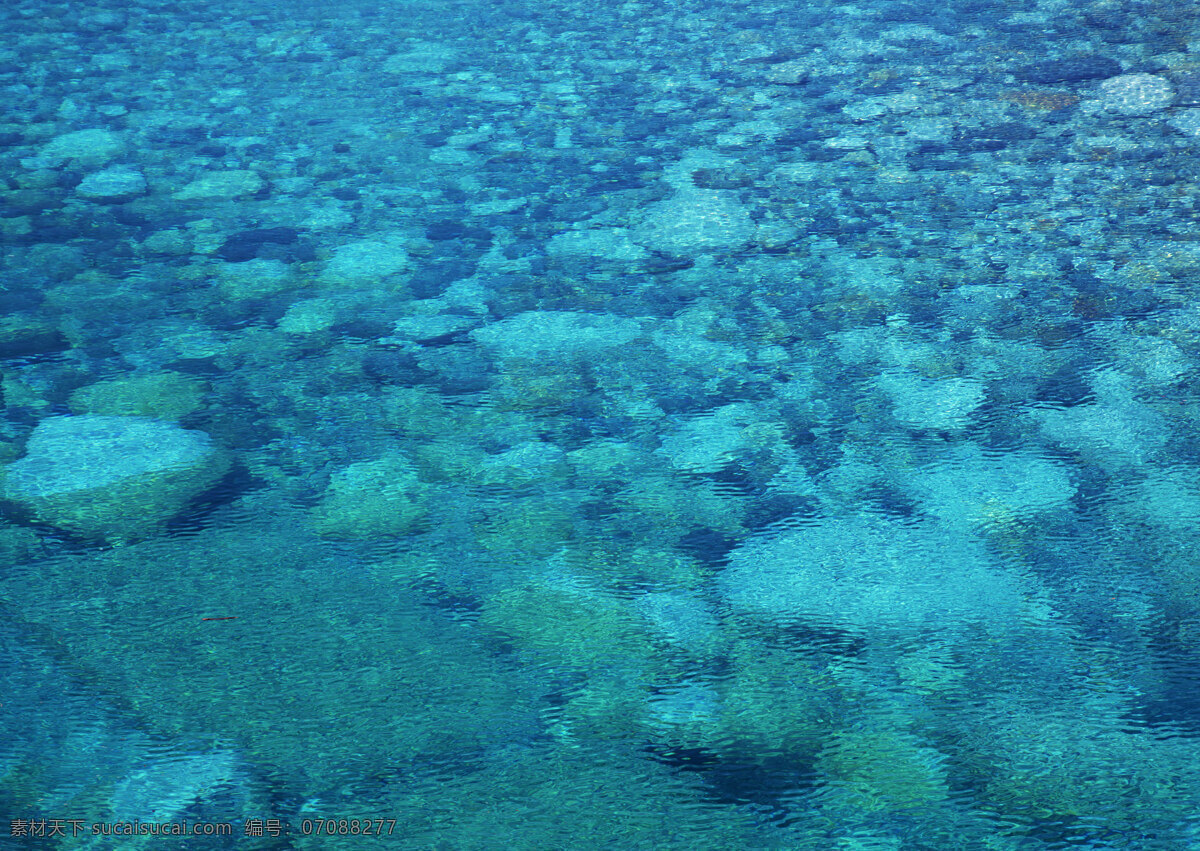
[
  {"xmin": 875, "ymin": 370, "xmax": 986, "ymax": 433},
  {"xmin": 75, "ymin": 165, "xmax": 147, "ymax": 202},
  {"xmin": 2, "ymin": 415, "xmax": 229, "ymax": 542},
  {"xmin": 110, "ymin": 750, "xmax": 241, "ymax": 823},
  {"xmin": 905, "ymin": 443, "xmax": 1076, "ymax": 530},
  {"xmin": 719, "ymin": 514, "xmax": 1043, "ymax": 634},
  {"xmin": 311, "ymin": 454, "xmax": 428, "ymax": 538},
  {"xmin": 470, "ymin": 310, "xmax": 644, "ymax": 361},
  {"xmin": 37, "ymin": 128, "xmax": 125, "ymax": 167},
  {"xmin": 68, "ymin": 372, "xmax": 207, "ymax": 420},
  {"xmin": 1094, "ymin": 73, "xmax": 1175, "ymax": 115},
  {"xmin": 318, "ymin": 237, "xmax": 410, "ymax": 287},
  {"xmin": 632, "ymin": 187, "xmax": 756, "ymax": 255},
  {"xmin": 172, "ymin": 169, "xmax": 265, "ymax": 200}
]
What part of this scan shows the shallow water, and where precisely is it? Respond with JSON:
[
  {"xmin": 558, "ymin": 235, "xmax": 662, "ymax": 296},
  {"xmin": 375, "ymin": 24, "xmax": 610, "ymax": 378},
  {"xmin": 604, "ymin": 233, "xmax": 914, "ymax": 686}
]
[{"xmin": 3, "ymin": 0, "xmax": 1200, "ymax": 847}]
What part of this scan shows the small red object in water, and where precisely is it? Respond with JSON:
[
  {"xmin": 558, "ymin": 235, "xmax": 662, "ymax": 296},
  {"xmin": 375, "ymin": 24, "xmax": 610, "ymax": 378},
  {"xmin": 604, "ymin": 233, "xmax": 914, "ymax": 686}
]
[{"xmin": 201, "ymin": 616, "xmax": 238, "ymax": 621}]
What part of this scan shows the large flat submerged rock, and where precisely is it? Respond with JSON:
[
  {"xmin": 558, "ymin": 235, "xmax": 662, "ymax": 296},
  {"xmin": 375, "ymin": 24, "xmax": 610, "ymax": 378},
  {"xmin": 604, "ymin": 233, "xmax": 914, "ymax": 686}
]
[
  {"xmin": 719, "ymin": 514, "xmax": 1045, "ymax": 635},
  {"xmin": 3, "ymin": 415, "xmax": 228, "ymax": 542}
]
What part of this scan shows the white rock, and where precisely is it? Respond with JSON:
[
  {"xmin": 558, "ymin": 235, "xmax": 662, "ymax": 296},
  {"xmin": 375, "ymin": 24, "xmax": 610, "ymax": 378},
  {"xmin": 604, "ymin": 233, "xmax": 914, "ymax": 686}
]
[
  {"xmin": 657, "ymin": 404, "xmax": 759, "ymax": 473},
  {"xmin": 76, "ymin": 165, "xmax": 146, "ymax": 201},
  {"xmin": 546, "ymin": 227, "xmax": 648, "ymax": 260},
  {"xmin": 172, "ymin": 169, "xmax": 265, "ymax": 200},
  {"xmin": 470, "ymin": 310, "xmax": 644, "ymax": 360},
  {"xmin": 875, "ymin": 370, "xmax": 985, "ymax": 432},
  {"xmin": 720, "ymin": 514, "xmax": 1041, "ymax": 633},
  {"xmin": 906, "ymin": 443, "xmax": 1076, "ymax": 529},
  {"xmin": 319, "ymin": 237, "xmax": 410, "ymax": 287},
  {"xmin": 38, "ymin": 129, "xmax": 125, "ymax": 166},
  {"xmin": 3, "ymin": 415, "xmax": 228, "ymax": 541},
  {"xmin": 632, "ymin": 188, "xmax": 756, "ymax": 255},
  {"xmin": 1095, "ymin": 73, "xmax": 1175, "ymax": 115}
]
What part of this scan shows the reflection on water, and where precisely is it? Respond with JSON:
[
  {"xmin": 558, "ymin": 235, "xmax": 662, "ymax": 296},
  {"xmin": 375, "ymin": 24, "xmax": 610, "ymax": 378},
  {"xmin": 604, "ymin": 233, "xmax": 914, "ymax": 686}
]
[{"xmin": 3, "ymin": 0, "xmax": 1200, "ymax": 846}]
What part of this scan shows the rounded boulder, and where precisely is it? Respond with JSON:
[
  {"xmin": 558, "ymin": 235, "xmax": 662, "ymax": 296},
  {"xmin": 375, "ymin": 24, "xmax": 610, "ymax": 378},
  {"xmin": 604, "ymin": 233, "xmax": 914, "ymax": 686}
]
[{"xmin": 2, "ymin": 415, "xmax": 229, "ymax": 542}]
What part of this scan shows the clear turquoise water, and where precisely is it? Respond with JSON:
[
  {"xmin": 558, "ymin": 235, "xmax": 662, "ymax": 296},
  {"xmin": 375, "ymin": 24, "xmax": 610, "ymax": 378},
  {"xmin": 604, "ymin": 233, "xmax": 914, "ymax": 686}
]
[{"xmin": 3, "ymin": 0, "xmax": 1200, "ymax": 848}]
